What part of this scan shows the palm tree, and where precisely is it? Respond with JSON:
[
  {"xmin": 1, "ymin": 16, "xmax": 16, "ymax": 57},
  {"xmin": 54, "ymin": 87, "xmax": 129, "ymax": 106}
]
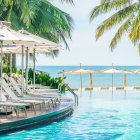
[
  {"xmin": 90, "ymin": 0, "xmax": 140, "ymax": 53},
  {"xmin": 0, "ymin": 0, "xmax": 74, "ymax": 67}
]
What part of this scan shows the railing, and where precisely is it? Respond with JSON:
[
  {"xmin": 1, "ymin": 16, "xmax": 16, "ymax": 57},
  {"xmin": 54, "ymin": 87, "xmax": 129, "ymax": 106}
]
[{"xmin": 58, "ymin": 83, "xmax": 78, "ymax": 106}]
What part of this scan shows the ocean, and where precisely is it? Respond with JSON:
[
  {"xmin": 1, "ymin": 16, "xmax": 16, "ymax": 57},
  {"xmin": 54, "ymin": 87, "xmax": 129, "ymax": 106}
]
[{"xmin": 34, "ymin": 66, "xmax": 140, "ymax": 89}]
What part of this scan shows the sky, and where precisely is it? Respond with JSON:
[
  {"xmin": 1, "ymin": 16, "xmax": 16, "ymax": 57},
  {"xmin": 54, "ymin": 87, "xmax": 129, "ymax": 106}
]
[{"xmin": 18, "ymin": 0, "xmax": 140, "ymax": 66}]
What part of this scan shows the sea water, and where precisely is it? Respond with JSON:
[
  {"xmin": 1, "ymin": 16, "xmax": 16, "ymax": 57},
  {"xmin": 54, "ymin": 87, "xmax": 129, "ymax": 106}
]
[{"xmin": 35, "ymin": 66, "xmax": 140, "ymax": 88}]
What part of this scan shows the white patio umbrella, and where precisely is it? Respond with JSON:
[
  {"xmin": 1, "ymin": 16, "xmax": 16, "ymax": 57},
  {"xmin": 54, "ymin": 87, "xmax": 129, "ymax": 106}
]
[
  {"xmin": 18, "ymin": 29, "xmax": 60, "ymax": 47},
  {"xmin": 63, "ymin": 68, "xmax": 96, "ymax": 93},
  {"xmin": 17, "ymin": 29, "xmax": 61, "ymax": 91},
  {"xmin": 132, "ymin": 69, "xmax": 140, "ymax": 73},
  {"xmin": 0, "ymin": 23, "xmax": 39, "ymax": 100},
  {"xmin": 2, "ymin": 35, "xmax": 60, "ymax": 90},
  {"xmin": 2, "ymin": 45, "xmax": 60, "ymax": 91},
  {"xmin": 100, "ymin": 68, "xmax": 125, "ymax": 94},
  {"xmin": 100, "ymin": 68, "xmax": 132, "ymax": 94},
  {"xmin": 0, "ymin": 22, "xmax": 60, "ymax": 96}
]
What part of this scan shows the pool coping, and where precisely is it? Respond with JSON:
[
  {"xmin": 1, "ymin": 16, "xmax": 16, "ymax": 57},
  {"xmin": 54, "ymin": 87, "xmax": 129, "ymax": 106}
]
[{"xmin": 0, "ymin": 102, "xmax": 74, "ymax": 135}]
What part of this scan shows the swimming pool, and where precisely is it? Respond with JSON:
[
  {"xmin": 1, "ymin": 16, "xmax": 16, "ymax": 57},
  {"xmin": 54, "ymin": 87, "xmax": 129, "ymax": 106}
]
[{"xmin": 1, "ymin": 90, "xmax": 140, "ymax": 140}]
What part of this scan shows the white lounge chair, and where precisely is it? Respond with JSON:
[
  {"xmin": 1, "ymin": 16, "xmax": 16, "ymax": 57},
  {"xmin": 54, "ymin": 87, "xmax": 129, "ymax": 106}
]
[
  {"xmin": 1, "ymin": 78, "xmax": 47, "ymax": 113},
  {"xmin": 2, "ymin": 77, "xmax": 59, "ymax": 109},
  {"xmin": 3, "ymin": 74, "xmax": 60, "ymax": 106},
  {"xmin": 14, "ymin": 74, "xmax": 49, "ymax": 89},
  {"xmin": 0, "ymin": 102, "xmax": 28, "ymax": 117}
]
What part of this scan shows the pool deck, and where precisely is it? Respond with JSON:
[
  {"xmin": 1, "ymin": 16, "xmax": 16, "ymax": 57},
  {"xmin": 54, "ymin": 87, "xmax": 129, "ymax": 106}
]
[{"xmin": 0, "ymin": 98, "xmax": 74, "ymax": 134}]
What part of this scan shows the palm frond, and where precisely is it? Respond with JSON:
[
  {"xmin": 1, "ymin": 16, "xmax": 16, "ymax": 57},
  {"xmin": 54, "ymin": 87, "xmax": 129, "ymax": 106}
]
[
  {"xmin": 96, "ymin": 3, "xmax": 138, "ymax": 40},
  {"xmin": 57, "ymin": 0, "xmax": 74, "ymax": 4},
  {"xmin": 1, "ymin": 0, "xmax": 73, "ymax": 49},
  {"xmin": 31, "ymin": 0, "xmax": 73, "ymax": 49},
  {"xmin": 44, "ymin": 49, "xmax": 60, "ymax": 59},
  {"xmin": 129, "ymin": 10, "xmax": 140, "ymax": 44},
  {"xmin": 90, "ymin": 0, "xmax": 131, "ymax": 21},
  {"xmin": 110, "ymin": 16, "xmax": 132, "ymax": 50}
]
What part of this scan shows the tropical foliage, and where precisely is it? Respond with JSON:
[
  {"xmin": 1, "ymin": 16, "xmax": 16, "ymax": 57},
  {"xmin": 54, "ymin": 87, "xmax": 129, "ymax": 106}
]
[
  {"xmin": 28, "ymin": 68, "xmax": 65, "ymax": 90},
  {"xmin": 0, "ymin": 0, "xmax": 74, "ymax": 49},
  {"xmin": 90, "ymin": 0, "xmax": 140, "ymax": 53},
  {"xmin": 3, "ymin": 67, "xmax": 66, "ymax": 90}
]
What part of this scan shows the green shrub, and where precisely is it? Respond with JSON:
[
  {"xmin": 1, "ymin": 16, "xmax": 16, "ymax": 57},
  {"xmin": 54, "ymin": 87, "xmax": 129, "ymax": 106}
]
[
  {"xmin": 28, "ymin": 68, "xmax": 65, "ymax": 91},
  {"xmin": 2, "ymin": 67, "xmax": 65, "ymax": 91}
]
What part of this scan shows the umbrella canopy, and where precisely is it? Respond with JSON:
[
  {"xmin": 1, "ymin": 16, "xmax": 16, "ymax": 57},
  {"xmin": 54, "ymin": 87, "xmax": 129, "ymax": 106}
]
[
  {"xmin": 18, "ymin": 29, "xmax": 60, "ymax": 47},
  {"xmin": 1, "ymin": 28, "xmax": 61, "ymax": 53},
  {"xmin": 100, "ymin": 68, "xmax": 124, "ymax": 73},
  {"xmin": 1, "ymin": 45, "xmax": 60, "ymax": 54},
  {"xmin": 100, "ymin": 68, "xmax": 132, "ymax": 94},
  {"xmin": 0, "ymin": 22, "xmax": 61, "ymax": 97},
  {"xmin": 0, "ymin": 23, "xmax": 40, "ymax": 101},
  {"xmin": 62, "ymin": 69, "xmax": 96, "ymax": 93},
  {"xmin": 100, "ymin": 68, "xmax": 132, "ymax": 74},
  {"xmin": 0, "ymin": 25, "xmax": 38, "ymax": 45},
  {"xmin": 132, "ymin": 69, "xmax": 140, "ymax": 73},
  {"xmin": 63, "ymin": 69, "xmax": 96, "ymax": 74}
]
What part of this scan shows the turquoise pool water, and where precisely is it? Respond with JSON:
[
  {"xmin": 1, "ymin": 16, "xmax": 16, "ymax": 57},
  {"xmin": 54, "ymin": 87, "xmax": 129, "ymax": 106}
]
[{"xmin": 1, "ymin": 90, "xmax": 140, "ymax": 140}]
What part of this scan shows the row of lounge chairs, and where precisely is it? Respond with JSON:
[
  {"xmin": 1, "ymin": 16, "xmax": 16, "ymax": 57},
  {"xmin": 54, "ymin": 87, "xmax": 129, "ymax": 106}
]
[
  {"xmin": 0, "ymin": 73, "xmax": 61, "ymax": 118},
  {"xmin": 11, "ymin": 73, "xmax": 58, "ymax": 92}
]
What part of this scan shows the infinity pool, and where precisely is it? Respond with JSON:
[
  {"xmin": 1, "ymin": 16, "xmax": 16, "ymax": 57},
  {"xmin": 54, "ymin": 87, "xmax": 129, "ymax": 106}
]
[{"xmin": 1, "ymin": 90, "xmax": 140, "ymax": 140}]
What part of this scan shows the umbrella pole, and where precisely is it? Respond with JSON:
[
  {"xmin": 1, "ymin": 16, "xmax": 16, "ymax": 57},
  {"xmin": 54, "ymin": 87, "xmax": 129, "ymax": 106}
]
[
  {"xmin": 10, "ymin": 53, "xmax": 12, "ymax": 77},
  {"xmin": 80, "ymin": 72, "xmax": 82, "ymax": 93},
  {"xmin": 0, "ymin": 41, "xmax": 3, "ymax": 101},
  {"xmin": 80, "ymin": 63, "xmax": 82, "ymax": 93},
  {"xmin": 112, "ymin": 72, "xmax": 114, "ymax": 95},
  {"xmin": 25, "ymin": 47, "xmax": 29, "ymax": 91},
  {"xmin": 33, "ymin": 48, "xmax": 35, "ymax": 91},
  {"xmin": 62, "ymin": 70, "xmax": 65, "ymax": 84},
  {"xmin": 89, "ymin": 73, "xmax": 93, "ymax": 90},
  {"xmin": 124, "ymin": 72, "xmax": 126, "ymax": 93},
  {"xmin": 21, "ymin": 45, "xmax": 24, "ymax": 96}
]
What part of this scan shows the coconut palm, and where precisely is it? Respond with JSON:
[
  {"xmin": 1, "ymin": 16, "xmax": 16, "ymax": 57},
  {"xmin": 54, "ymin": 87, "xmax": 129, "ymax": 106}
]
[
  {"xmin": 0, "ymin": 0, "xmax": 74, "ymax": 67},
  {"xmin": 90, "ymin": 0, "xmax": 140, "ymax": 53},
  {"xmin": 0, "ymin": 0, "xmax": 73, "ymax": 48}
]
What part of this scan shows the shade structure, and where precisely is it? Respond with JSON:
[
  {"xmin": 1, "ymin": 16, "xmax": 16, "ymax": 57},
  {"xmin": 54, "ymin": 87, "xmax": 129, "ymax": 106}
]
[
  {"xmin": 100, "ymin": 68, "xmax": 132, "ymax": 94},
  {"xmin": 1, "ymin": 43, "xmax": 60, "ymax": 91},
  {"xmin": 63, "ymin": 69, "xmax": 96, "ymax": 92},
  {"xmin": 0, "ymin": 26, "xmax": 39, "ymax": 45},
  {"xmin": 18, "ymin": 29, "xmax": 60, "ymax": 47},
  {"xmin": 0, "ymin": 23, "xmax": 40, "ymax": 101},
  {"xmin": 100, "ymin": 68, "xmax": 124, "ymax": 73},
  {"xmin": 0, "ymin": 22, "xmax": 61, "ymax": 98},
  {"xmin": 132, "ymin": 69, "xmax": 140, "ymax": 73},
  {"xmin": 63, "ymin": 69, "xmax": 95, "ymax": 74},
  {"xmin": 2, "ymin": 45, "xmax": 59, "ymax": 53}
]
